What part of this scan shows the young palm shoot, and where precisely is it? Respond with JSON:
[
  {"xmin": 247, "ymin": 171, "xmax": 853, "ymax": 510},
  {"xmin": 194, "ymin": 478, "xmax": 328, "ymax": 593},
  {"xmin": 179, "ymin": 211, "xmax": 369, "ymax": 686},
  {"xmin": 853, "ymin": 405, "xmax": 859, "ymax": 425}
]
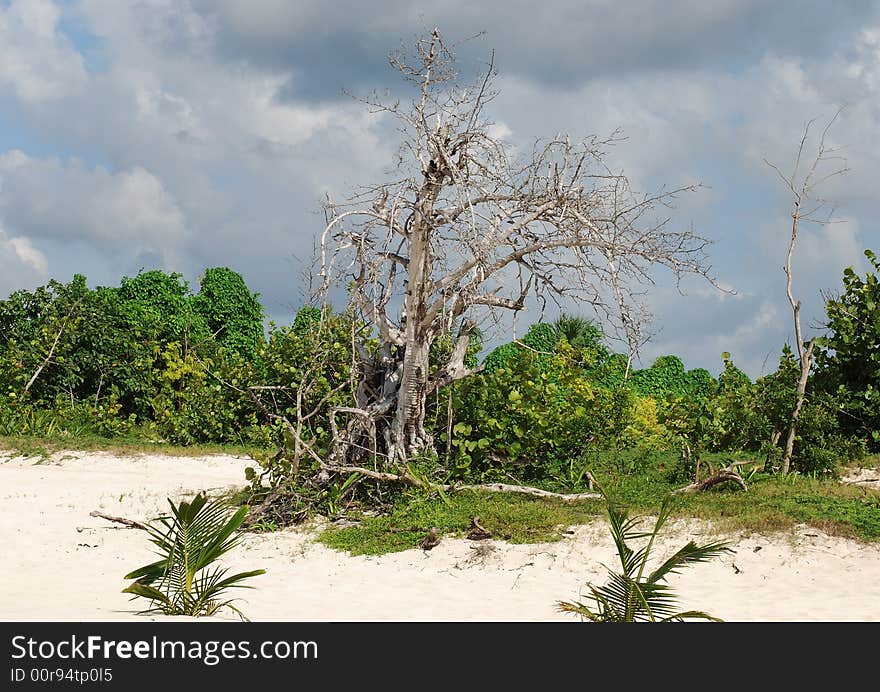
[
  {"xmin": 123, "ymin": 492, "xmax": 265, "ymax": 620},
  {"xmin": 558, "ymin": 488, "xmax": 731, "ymax": 622}
]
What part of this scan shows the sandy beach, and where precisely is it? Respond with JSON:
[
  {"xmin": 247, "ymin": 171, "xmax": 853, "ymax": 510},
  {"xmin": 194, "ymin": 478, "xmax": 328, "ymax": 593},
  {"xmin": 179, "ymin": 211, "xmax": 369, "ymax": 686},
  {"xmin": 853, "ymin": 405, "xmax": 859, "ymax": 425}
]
[{"xmin": 2, "ymin": 450, "xmax": 879, "ymax": 622}]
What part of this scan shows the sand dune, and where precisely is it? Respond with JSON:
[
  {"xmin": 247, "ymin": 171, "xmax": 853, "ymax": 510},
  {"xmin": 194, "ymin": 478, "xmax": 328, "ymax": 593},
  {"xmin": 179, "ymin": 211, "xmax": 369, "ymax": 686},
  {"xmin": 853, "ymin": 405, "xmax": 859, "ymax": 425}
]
[{"xmin": 1, "ymin": 450, "xmax": 878, "ymax": 622}]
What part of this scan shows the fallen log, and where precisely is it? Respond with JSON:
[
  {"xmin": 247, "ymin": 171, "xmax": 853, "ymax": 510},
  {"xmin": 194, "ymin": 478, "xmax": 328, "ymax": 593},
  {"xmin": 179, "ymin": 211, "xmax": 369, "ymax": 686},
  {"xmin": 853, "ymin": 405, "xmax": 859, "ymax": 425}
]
[
  {"xmin": 671, "ymin": 470, "xmax": 748, "ymax": 495},
  {"xmin": 323, "ymin": 463, "xmax": 601, "ymax": 501},
  {"xmin": 89, "ymin": 510, "xmax": 149, "ymax": 531},
  {"xmin": 321, "ymin": 463, "xmax": 602, "ymax": 502},
  {"xmin": 452, "ymin": 482, "xmax": 601, "ymax": 501}
]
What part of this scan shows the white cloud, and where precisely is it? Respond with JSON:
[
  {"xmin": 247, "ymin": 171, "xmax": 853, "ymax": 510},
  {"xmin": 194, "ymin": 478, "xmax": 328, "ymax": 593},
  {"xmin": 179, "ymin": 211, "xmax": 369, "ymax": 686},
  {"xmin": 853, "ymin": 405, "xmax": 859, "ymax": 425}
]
[
  {"xmin": 798, "ymin": 216, "xmax": 866, "ymax": 276},
  {"xmin": 0, "ymin": 0, "xmax": 87, "ymax": 103},
  {"xmin": 0, "ymin": 226, "xmax": 48, "ymax": 296},
  {"xmin": 0, "ymin": 152, "xmax": 188, "ymax": 264}
]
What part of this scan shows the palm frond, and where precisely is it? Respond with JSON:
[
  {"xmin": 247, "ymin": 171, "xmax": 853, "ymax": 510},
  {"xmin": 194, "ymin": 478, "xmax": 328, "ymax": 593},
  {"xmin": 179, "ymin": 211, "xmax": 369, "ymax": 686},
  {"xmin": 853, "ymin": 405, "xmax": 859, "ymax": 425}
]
[
  {"xmin": 660, "ymin": 610, "xmax": 725, "ymax": 622},
  {"xmin": 123, "ymin": 493, "xmax": 264, "ymax": 619},
  {"xmin": 648, "ymin": 539, "xmax": 732, "ymax": 585},
  {"xmin": 558, "ymin": 483, "xmax": 729, "ymax": 622}
]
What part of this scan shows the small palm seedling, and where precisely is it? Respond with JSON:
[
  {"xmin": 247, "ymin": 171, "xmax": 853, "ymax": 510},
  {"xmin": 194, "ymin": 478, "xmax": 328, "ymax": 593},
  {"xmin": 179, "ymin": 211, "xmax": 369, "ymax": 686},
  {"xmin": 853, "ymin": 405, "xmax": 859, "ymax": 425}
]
[
  {"xmin": 123, "ymin": 492, "xmax": 265, "ymax": 620},
  {"xmin": 558, "ymin": 487, "xmax": 731, "ymax": 622}
]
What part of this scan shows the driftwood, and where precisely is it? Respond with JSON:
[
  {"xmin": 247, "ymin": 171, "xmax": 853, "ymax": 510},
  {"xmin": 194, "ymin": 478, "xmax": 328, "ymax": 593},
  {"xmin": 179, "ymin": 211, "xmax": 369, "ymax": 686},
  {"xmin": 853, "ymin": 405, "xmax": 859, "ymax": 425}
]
[
  {"xmin": 452, "ymin": 482, "xmax": 600, "ymax": 501},
  {"xmin": 89, "ymin": 510, "xmax": 149, "ymax": 531},
  {"xmin": 322, "ymin": 463, "xmax": 602, "ymax": 502},
  {"xmin": 323, "ymin": 463, "xmax": 601, "ymax": 502},
  {"xmin": 419, "ymin": 527, "xmax": 441, "ymax": 551},
  {"xmin": 671, "ymin": 470, "xmax": 748, "ymax": 495},
  {"xmin": 467, "ymin": 516, "xmax": 492, "ymax": 540}
]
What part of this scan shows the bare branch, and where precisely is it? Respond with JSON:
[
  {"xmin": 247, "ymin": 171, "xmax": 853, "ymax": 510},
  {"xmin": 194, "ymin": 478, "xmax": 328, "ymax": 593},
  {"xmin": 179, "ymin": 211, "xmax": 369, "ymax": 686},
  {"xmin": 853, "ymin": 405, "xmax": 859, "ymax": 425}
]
[
  {"xmin": 765, "ymin": 108, "xmax": 846, "ymax": 474},
  {"xmin": 317, "ymin": 30, "xmax": 716, "ymax": 466}
]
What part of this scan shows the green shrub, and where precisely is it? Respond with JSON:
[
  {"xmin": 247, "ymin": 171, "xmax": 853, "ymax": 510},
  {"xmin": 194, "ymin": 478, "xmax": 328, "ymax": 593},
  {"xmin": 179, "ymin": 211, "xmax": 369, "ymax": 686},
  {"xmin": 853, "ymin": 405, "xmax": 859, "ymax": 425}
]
[
  {"xmin": 816, "ymin": 249, "xmax": 880, "ymax": 449},
  {"xmin": 553, "ymin": 314, "xmax": 610, "ymax": 367},
  {"xmin": 194, "ymin": 267, "xmax": 265, "ymax": 358},
  {"xmin": 149, "ymin": 342, "xmax": 261, "ymax": 445},
  {"xmin": 437, "ymin": 348, "xmax": 630, "ymax": 484},
  {"xmin": 482, "ymin": 322, "xmax": 557, "ymax": 371},
  {"xmin": 630, "ymin": 355, "xmax": 686, "ymax": 398},
  {"xmin": 660, "ymin": 349, "xmax": 854, "ymax": 476}
]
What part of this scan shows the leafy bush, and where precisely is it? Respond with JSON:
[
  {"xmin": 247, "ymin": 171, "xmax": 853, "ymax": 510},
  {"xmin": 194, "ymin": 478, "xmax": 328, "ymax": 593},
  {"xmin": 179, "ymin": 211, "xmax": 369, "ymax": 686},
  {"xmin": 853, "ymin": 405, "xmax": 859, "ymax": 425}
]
[
  {"xmin": 241, "ymin": 308, "xmax": 368, "ymax": 516},
  {"xmin": 816, "ymin": 249, "xmax": 880, "ymax": 449},
  {"xmin": 194, "ymin": 267, "xmax": 265, "ymax": 358},
  {"xmin": 717, "ymin": 351, "xmax": 751, "ymax": 392},
  {"xmin": 553, "ymin": 313, "xmax": 610, "ymax": 367},
  {"xmin": 621, "ymin": 395, "xmax": 667, "ymax": 450},
  {"xmin": 437, "ymin": 348, "xmax": 630, "ymax": 484},
  {"xmin": 0, "ymin": 268, "xmax": 266, "ymax": 444},
  {"xmin": 661, "ymin": 349, "xmax": 855, "ymax": 477},
  {"xmin": 482, "ymin": 322, "xmax": 558, "ymax": 371},
  {"xmin": 589, "ymin": 352, "xmax": 630, "ymax": 389},
  {"xmin": 588, "ymin": 354, "xmax": 715, "ymax": 401},
  {"xmin": 0, "ymin": 393, "xmax": 135, "ymax": 439},
  {"xmin": 0, "ymin": 275, "xmax": 91, "ymax": 404},
  {"xmin": 681, "ymin": 367, "xmax": 715, "ymax": 399},
  {"xmin": 630, "ymin": 355, "xmax": 687, "ymax": 398},
  {"xmin": 116, "ymin": 269, "xmax": 207, "ymax": 343},
  {"xmin": 149, "ymin": 342, "xmax": 261, "ymax": 445}
]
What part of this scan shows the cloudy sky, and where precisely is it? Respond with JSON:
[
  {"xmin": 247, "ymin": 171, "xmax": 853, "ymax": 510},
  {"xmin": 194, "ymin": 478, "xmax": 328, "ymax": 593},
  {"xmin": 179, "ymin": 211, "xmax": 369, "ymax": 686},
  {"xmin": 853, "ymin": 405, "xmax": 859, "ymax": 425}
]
[{"xmin": 1, "ymin": 0, "xmax": 878, "ymax": 377}]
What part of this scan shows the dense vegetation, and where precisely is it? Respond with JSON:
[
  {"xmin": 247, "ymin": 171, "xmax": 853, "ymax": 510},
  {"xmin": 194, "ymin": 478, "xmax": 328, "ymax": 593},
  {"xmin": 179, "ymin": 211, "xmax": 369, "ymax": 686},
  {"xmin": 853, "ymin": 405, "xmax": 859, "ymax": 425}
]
[{"xmin": 1, "ymin": 256, "xmax": 878, "ymax": 546}]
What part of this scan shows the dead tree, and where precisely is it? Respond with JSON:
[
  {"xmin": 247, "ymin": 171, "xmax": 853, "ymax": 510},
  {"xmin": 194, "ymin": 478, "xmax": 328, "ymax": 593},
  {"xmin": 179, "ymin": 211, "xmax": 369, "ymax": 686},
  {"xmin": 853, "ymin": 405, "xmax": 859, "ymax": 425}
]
[
  {"xmin": 765, "ymin": 111, "xmax": 847, "ymax": 474},
  {"xmin": 320, "ymin": 30, "xmax": 714, "ymax": 470}
]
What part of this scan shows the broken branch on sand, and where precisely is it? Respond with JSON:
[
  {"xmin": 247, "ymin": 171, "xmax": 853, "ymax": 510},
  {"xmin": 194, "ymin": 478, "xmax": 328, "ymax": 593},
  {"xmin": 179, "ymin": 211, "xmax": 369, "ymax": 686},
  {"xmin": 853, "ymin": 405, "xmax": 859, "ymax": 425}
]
[{"xmin": 89, "ymin": 510, "xmax": 149, "ymax": 531}]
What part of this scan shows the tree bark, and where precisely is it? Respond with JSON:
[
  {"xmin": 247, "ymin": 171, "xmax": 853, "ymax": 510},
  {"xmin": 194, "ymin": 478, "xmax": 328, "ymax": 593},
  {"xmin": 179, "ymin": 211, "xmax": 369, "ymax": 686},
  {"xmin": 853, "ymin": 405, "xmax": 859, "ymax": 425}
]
[
  {"xmin": 386, "ymin": 123, "xmax": 444, "ymax": 464},
  {"xmin": 781, "ymin": 338, "xmax": 815, "ymax": 474},
  {"xmin": 391, "ymin": 338, "xmax": 432, "ymax": 462}
]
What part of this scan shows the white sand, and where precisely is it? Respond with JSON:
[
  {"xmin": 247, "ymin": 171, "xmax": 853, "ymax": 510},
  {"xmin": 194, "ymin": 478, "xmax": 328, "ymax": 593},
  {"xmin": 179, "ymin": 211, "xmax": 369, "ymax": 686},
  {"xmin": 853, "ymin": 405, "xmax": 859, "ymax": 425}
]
[{"xmin": 1, "ymin": 450, "xmax": 879, "ymax": 622}]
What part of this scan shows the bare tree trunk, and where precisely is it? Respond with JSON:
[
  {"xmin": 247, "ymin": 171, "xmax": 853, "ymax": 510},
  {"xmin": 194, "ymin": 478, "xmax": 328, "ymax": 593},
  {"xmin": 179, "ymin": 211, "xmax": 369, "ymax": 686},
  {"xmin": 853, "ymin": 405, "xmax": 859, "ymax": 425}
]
[
  {"xmin": 766, "ymin": 110, "xmax": 846, "ymax": 474},
  {"xmin": 390, "ymin": 338, "xmax": 432, "ymax": 461},
  {"xmin": 782, "ymin": 338, "xmax": 814, "ymax": 474},
  {"xmin": 320, "ymin": 30, "xmax": 715, "ymax": 472},
  {"xmin": 781, "ymin": 200, "xmax": 808, "ymax": 475},
  {"xmin": 387, "ymin": 108, "xmax": 445, "ymax": 463}
]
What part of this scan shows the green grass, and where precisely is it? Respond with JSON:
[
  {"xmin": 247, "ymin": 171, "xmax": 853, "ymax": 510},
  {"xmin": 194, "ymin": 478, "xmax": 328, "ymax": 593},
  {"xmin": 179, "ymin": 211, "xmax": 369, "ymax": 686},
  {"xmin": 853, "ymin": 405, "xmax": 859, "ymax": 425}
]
[
  {"xmin": 318, "ymin": 490, "xmax": 605, "ymax": 555},
  {"xmin": 676, "ymin": 473, "xmax": 880, "ymax": 540},
  {"xmin": 319, "ymin": 451, "xmax": 880, "ymax": 555},
  {"xmin": 2, "ymin": 430, "xmax": 877, "ymax": 553}
]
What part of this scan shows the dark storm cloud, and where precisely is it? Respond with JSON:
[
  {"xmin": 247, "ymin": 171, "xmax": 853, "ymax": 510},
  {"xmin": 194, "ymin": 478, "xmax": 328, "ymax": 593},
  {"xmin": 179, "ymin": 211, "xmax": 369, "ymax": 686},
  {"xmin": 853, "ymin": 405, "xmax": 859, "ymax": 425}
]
[{"xmin": 189, "ymin": 0, "xmax": 879, "ymax": 100}]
